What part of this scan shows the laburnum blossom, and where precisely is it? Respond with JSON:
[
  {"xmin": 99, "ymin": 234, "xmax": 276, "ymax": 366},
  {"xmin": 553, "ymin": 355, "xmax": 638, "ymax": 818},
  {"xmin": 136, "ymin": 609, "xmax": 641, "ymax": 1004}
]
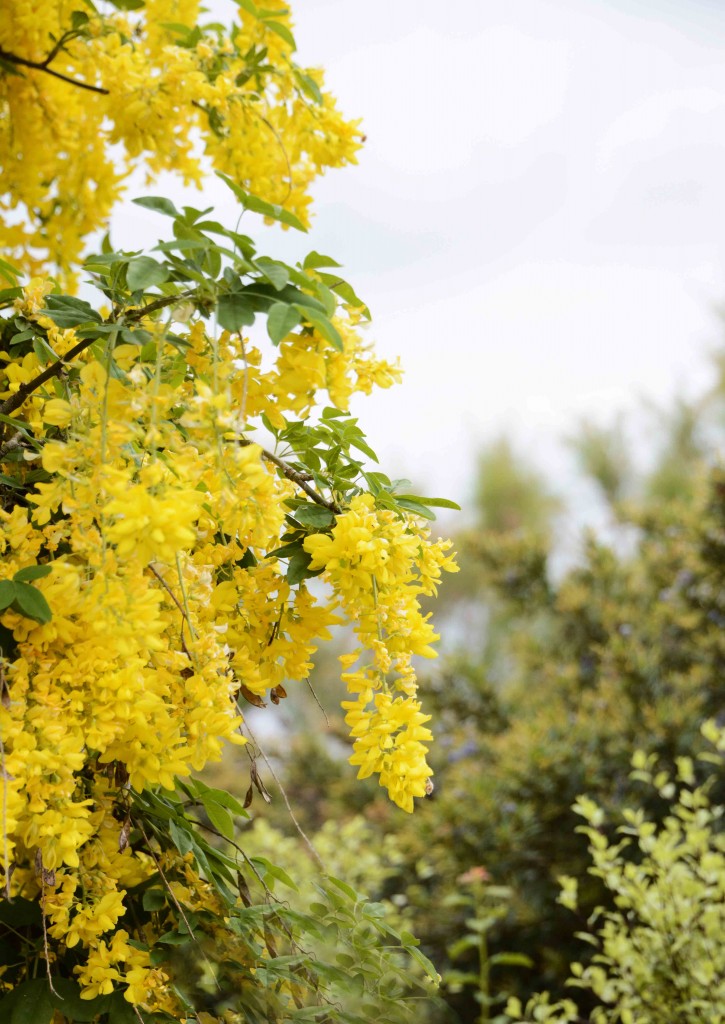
[
  {"xmin": 305, "ymin": 494, "xmax": 458, "ymax": 811},
  {"xmin": 0, "ymin": 0, "xmax": 364, "ymax": 276}
]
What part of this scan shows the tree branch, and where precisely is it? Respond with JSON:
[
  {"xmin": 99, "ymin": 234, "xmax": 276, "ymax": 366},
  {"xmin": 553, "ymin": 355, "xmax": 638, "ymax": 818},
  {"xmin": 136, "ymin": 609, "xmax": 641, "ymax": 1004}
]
[
  {"xmin": 0, "ymin": 46, "xmax": 110, "ymax": 95},
  {"xmin": 256, "ymin": 446, "xmax": 341, "ymax": 513},
  {"xmin": 0, "ymin": 432, "xmax": 24, "ymax": 461},
  {"xmin": 0, "ymin": 290, "xmax": 196, "ymax": 419}
]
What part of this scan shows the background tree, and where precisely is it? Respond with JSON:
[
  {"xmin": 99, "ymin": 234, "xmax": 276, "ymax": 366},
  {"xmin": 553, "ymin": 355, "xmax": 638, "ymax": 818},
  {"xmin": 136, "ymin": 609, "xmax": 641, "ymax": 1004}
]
[{"xmin": 253, "ymin": 350, "xmax": 725, "ymax": 1022}]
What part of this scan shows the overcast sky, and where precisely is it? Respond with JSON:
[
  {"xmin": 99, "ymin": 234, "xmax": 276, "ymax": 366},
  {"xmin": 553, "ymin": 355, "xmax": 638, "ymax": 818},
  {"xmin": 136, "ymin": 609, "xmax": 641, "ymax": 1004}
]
[{"xmin": 115, "ymin": 0, "xmax": 725, "ymax": 517}]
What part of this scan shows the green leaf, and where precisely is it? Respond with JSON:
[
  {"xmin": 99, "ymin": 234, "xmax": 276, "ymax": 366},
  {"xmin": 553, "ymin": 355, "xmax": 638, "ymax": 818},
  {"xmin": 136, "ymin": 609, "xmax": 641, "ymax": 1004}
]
[
  {"xmin": 71, "ymin": 10, "xmax": 90, "ymax": 30},
  {"xmin": 0, "ymin": 979, "xmax": 54, "ymax": 1024},
  {"xmin": 303, "ymin": 251, "xmax": 342, "ymax": 271},
  {"xmin": 267, "ymin": 538, "xmax": 304, "ymax": 560},
  {"xmin": 33, "ymin": 337, "xmax": 58, "ymax": 363},
  {"xmin": 126, "ymin": 256, "xmax": 169, "ymax": 292},
  {"xmin": 291, "ymin": 504, "xmax": 335, "ymax": 528},
  {"xmin": 263, "ymin": 19, "xmax": 296, "ymax": 50},
  {"xmin": 303, "ymin": 312, "xmax": 343, "ymax": 352},
  {"xmin": 393, "ymin": 498, "xmax": 436, "ymax": 521},
  {"xmin": 216, "ymin": 172, "xmax": 307, "ymax": 232},
  {"xmin": 249, "ymin": 856, "xmax": 299, "ymax": 892},
  {"xmin": 0, "ymin": 57, "xmax": 26, "ymax": 79},
  {"xmin": 108, "ymin": 992, "xmax": 140, "ymax": 1024},
  {"xmin": 0, "ymin": 898, "xmax": 40, "ymax": 928},
  {"xmin": 267, "ymin": 302, "xmax": 300, "ymax": 344},
  {"xmin": 48, "ymin": 979, "xmax": 112, "ymax": 1020},
  {"xmin": 153, "ymin": 239, "xmax": 209, "ymax": 253},
  {"xmin": 348, "ymin": 436, "xmax": 379, "ymax": 463},
  {"xmin": 316, "ymin": 272, "xmax": 371, "ymax": 318},
  {"xmin": 169, "ymin": 819, "xmax": 193, "ymax": 857},
  {"xmin": 217, "ymin": 293, "xmax": 255, "ymax": 332},
  {"xmin": 13, "ymin": 564, "xmax": 52, "ymax": 583},
  {"xmin": 12, "ymin": 582, "xmax": 52, "ymax": 624},
  {"xmin": 448, "ymin": 935, "xmax": 479, "ymax": 960},
  {"xmin": 406, "ymin": 945, "xmax": 440, "ymax": 983},
  {"xmin": 0, "ymin": 580, "xmax": 16, "ymax": 611},
  {"xmin": 133, "ymin": 196, "xmax": 181, "ymax": 218},
  {"xmin": 296, "ymin": 72, "xmax": 323, "ymax": 105},
  {"xmin": 43, "ymin": 294, "xmax": 102, "ymax": 327},
  {"xmin": 202, "ymin": 795, "xmax": 235, "ymax": 841},
  {"xmin": 326, "ymin": 875, "xmax": 359, "ymax": 901},
  {"xmin": 488, "ymin": 951, "xmax": 534, "ymax": 968},
  {"xmin": 286, "ymin": 551, "xmax": 321, "ymax": 587},
  {"xmin": 255, "ymin": 257, "xmax": 290, "ymax": 291},
  {"xmin": 0, "ymin": 622, "xmax": 16, "ymax": 660},
  {"xmin": 142, "ymin": 888, "xmax": 167, "ymax": 911},
  {"xmin": 189, "ymin": 780, "xmax": 249, "ymax": 817},
  {"xmin": 0, "ymin": 257, "xmax": 21, "ymax": 285},
  {"xmin": 395, "ymin": 494, "xmax": 461, "ymax": 511}
]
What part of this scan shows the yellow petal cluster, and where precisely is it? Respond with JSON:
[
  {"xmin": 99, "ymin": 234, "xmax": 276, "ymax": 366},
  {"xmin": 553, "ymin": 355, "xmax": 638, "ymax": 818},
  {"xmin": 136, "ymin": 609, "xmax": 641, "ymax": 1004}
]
[
  {"xmin": 0, "ymin": 0, "xmax": 363, "ymax": 276},
  {"xmin": 304, "ymin": 494, "xmax": 458, "ymax": 811}
]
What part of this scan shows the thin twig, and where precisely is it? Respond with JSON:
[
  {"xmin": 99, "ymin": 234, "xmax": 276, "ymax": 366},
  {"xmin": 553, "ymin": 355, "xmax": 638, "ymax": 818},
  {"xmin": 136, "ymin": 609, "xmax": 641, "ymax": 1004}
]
[
  {"xmin": 0, "ymin": 723, "xmax": 11, "ymax": 900},
  {"xmin": 135, "ymin": 821, "xmax": 197, "ymax": 940},
  {"xmin": 40, "ymin": 874, "xmax": 60, "ymax": 996},
  {"xmin": 305, "ymin": 677, "xmax": 330, "ymax": 727},
  {"xmin": 136, "ymin": 819, "xmax": 222, "ymax": 992},
  {"xmin": 243, "ymin": 722, "xmax": 324, "ymax": 870},
  {"xmin": 0, "ymin": 290, "xmax": 196, "ymax": 419},
  {"xmin": 0, "ymin": 46, "xmax": 109, "ymax": 94},
  {"xmin": 148, "ymin": 564, "xmax": 192, "ymax": 660},
  {"xmin": 239, "ymin": 335, "xmax": 249, "ymax": 428}
]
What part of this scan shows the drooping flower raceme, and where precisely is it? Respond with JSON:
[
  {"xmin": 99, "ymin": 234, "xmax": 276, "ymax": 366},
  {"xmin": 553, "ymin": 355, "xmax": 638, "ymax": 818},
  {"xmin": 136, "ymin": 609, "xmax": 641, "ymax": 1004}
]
[{"xmin": 305, "ymin": 494, "xmax": 458, "ymax": 812}]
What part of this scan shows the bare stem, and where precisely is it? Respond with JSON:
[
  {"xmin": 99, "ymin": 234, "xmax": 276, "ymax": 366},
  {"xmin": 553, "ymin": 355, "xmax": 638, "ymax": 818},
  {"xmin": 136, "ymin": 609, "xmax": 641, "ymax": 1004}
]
[
  {"xmin": 40, "ymin": 875, "xmax": 60, "ymax": 997},
  {"xmin": 243, "ymin": 721, "xmax": 324, "ymax": 870}
]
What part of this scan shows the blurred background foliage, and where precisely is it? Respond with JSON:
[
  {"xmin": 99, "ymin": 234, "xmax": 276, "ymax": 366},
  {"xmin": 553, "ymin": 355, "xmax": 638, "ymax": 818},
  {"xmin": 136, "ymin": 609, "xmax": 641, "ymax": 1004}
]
[{"xmin": 205, "ymin": 343, "xmax": 725, "ymax": 1023}]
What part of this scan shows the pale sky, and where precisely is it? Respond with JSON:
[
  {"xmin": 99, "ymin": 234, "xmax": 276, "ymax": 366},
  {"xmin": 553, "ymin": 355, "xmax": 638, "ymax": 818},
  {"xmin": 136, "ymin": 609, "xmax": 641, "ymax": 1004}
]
[{"xmin": 114, "ymin": 0, "xmax": 725, "ymax": 517}]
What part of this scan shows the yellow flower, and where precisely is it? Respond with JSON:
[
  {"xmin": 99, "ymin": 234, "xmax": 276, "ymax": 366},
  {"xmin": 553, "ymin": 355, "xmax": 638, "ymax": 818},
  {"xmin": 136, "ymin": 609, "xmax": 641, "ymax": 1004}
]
[{"xmin": 42, "ymin": 398, "xmax": 73, "ymax": 428}]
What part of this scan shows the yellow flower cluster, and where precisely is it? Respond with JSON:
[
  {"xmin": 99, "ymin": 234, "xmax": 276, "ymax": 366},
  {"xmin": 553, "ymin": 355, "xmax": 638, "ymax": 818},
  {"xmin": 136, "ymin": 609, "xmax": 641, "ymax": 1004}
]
[
  {"xmin": 0, "ymin": 0, "xmax": 363, "ymax": 276},
  {"xmin": 305, "ymin": 494, "xmax": 458, "ymax": 811},
  {"xmin": 0, "ymin": 2, "xmax": 458, "ymax": 1009},
  {"xmin": 0, "ymin": 271, "xmax": 435, "ymax": 1006}
]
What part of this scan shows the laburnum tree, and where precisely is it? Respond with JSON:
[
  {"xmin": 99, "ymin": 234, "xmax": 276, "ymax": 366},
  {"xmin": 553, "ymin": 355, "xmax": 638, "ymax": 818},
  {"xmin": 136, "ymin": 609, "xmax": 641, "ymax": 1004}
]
[{"xmin": 0, "ymin": 2, "xmax": 458, "ymax": 1022}]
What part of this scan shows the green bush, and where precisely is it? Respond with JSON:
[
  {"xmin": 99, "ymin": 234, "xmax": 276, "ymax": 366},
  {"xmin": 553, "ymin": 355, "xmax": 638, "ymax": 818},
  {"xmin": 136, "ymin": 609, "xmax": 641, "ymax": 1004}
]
[{"xmin": 506, "ymin": 722, "xmax": 725, "ymax": 1024}]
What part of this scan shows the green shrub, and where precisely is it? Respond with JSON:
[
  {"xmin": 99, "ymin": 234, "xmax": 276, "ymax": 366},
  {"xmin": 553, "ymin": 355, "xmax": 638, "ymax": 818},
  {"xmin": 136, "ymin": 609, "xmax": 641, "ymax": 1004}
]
[{"xmin": 506, "ymin": 723, "xmax": 725, "ymax": 1024}]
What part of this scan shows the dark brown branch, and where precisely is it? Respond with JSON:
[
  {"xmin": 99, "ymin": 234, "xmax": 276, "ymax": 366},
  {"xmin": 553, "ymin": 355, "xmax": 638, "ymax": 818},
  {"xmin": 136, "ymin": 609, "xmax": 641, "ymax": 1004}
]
[
  {"xmin": 0, "ymin": 290, "xmax": 196, "ymax": 419},
  {"xmin": 0, "ymin": 46, "xmax": 109, "ymax": 95},
  {"xmin": 258, "ymin": 446, "xmax": 341, "ymax": 514}
]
